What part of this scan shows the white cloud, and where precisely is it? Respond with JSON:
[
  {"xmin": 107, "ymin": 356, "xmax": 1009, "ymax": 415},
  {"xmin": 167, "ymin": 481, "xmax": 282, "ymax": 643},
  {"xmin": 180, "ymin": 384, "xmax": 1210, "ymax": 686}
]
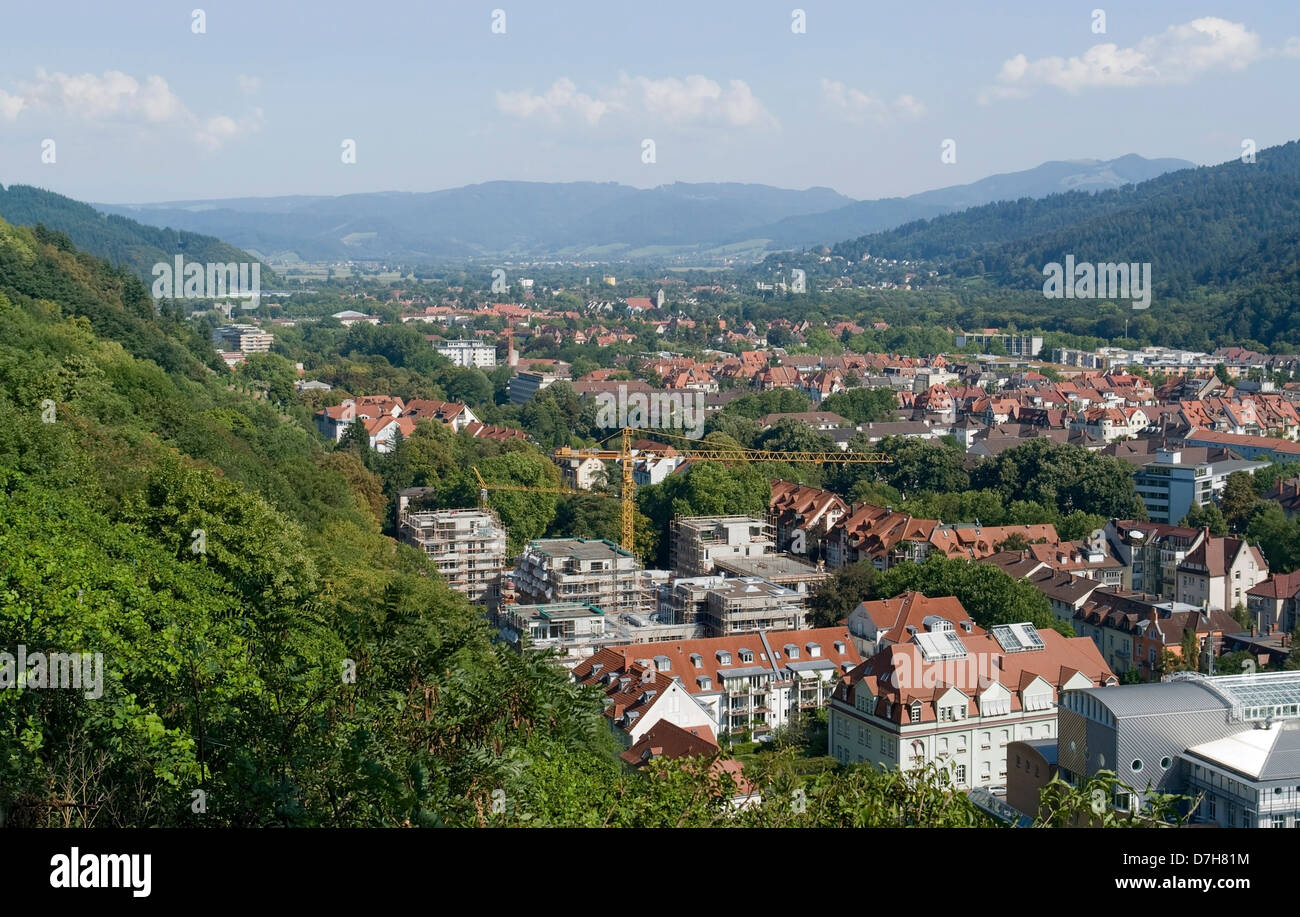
[
  {"xmin": 621, "ymin": 74, "xmax": 777, "ymax": 128},
  {"xmin": 980, "ymin": 17, "xmax": 1271, "ymax": 103},
  {"xmin": 1283, "ymin": 37, "xmax": 1300, "ymax": 59},
  {"xmin": 2, "ymin": 68, "xmax": 259, "ymax": 147},
  {"xmin": 197, "ymin": 107, "xmax": 264, "ymax": 150},
  {"xmin": 238, "ymin": 74, "xmax": 261, "ymax": 94},
  {"xmin": 496, "ymin": 73, "xmax": 777, "ymax": 128},
  {"xmin": 496, "ymin": 77, "xmax": 614, "ymax": 125},
  {"xmin": 820, "ymin": 79, "xmax": 925, "ymax": 123},
  {"xmin": 0, "ymin": 90, "xmax": 23, "ymax": 121}
]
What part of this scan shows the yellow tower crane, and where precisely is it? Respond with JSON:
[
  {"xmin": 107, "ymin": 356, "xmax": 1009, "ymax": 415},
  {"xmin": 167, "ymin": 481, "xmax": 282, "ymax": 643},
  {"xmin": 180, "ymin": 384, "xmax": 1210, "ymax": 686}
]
[{"xmin": 549, "ymin": 426, "xmax": 889, "ymax": 553}]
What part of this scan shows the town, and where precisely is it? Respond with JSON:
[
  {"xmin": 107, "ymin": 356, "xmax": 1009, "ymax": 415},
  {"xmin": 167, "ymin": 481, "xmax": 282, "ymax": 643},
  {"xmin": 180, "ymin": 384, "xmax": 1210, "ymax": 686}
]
[{"xmin": 192, "ymin": 271, "xmax": 1300, "ymax": 828}]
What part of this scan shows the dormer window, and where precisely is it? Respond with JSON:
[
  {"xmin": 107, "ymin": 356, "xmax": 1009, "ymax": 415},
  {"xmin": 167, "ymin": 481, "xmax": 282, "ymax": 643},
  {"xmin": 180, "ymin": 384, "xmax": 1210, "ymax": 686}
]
[
  {"xmin": 784, "ymin": 643, "xmax": 800, "ymax": 660},
  {"xmin": 909, "ymin": 700, "xmax": 923, "ymax": 723},
  {"xmin": 739, "ymin": 648, "xmax": 754, "ymax": 664},
  {"xmin": 806, "ymin": 643, "xmax": 822, "ymax": 658},
  {"xmin": 690, "ymin": 653, "xmax": 703, "ymax": 668},
  {"xmin": 833, "ymin": 641, "xmax": 846, "ymax": 654},
  {"xmin": 697, "ymin": 676, "xmax": 712, "ymax": 690},
  {"xmin": 716, "ymin": 651, "xmax": 732, "ymax": 665}
]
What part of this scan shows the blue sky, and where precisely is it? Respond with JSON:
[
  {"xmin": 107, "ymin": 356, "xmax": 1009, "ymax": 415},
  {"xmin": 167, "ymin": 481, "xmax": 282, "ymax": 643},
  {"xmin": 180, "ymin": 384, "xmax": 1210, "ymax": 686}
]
[{"xmin": 1, "ymin": 0, "xmax": 1298, "ymax": 202}]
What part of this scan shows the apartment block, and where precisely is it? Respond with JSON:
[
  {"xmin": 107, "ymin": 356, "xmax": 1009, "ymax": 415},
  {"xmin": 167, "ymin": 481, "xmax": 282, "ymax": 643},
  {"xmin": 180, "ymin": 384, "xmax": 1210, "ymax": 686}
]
[
  {"xmin": 573, "ymin": 626, "xmax": 861, "ymax": 741},
  {"xmin": 702, "ymin": 577, "xmax": 808, "ymax": 636},
  {"xmin": 669, "ymin": 516, "xmax": 776, "ymax": 578},
  {"xmin": 515, "ymin": 538, "xmax": 643, "ymax": 615},
  {"xmin": 508, "ymin": 369, "xmax": 562, "ymax": 405},
  {"xmin": 829, "ymin": 614, "xmax": 1115, "ymax": 790},
  {"xmin": 214, "ymin": 323, "xmax": 273, "ymax": 353},
  {"xmin": 1133, "ymin": 448, "xmax": 1266, "ymax": 524},
  {"xmin": 434, "ymin": 339, "xmax": 497, "ymax": 368},
  {"xmin": 493, "ymin": 602, "xmax": 609, "ymax": 668},
  {"xmin": 398, "ymin": 507, "xmax": 507, "ymax": 607}
]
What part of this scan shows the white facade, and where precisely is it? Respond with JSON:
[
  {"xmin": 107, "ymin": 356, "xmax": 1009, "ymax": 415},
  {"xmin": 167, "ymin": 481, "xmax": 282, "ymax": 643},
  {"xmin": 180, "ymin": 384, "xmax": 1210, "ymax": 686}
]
[{"xmin": 435, "ymin": 339, "xmax": 497, "ymax": 368}]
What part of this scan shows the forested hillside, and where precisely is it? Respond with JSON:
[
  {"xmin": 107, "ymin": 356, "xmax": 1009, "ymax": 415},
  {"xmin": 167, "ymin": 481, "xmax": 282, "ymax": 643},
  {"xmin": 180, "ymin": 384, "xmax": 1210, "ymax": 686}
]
[
  {"xmin": 0, "ymin": 184, "xmax": 270, "ymax": 285},
  {"xmin": 822, "ymin": 140, "xmax": 1300, "ymax": 350}
]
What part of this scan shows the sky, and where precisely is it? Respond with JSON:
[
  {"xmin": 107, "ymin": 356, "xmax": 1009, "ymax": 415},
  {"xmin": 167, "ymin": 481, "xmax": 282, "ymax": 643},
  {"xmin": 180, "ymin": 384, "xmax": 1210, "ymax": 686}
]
[{"xmin": 1, "ymin": 0, "xmax": 1298, "ymax": 203}]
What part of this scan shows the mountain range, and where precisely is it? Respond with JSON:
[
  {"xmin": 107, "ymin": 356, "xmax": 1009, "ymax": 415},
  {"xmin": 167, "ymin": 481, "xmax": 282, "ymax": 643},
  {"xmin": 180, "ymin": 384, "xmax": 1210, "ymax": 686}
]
[{"xmin": 89, "ymin": 154, "xmax": 1194, "ymax": 263}]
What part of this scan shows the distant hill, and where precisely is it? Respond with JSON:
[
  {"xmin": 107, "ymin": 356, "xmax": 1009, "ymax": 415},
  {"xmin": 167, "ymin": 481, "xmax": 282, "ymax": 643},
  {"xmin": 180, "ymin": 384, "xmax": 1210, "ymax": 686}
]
[
  {"xmin": 98, "ymin": 181, "xmax": 855, "ymax": 262},
  {"xmin": 746, "ymin": 154, "xmax": 1195, "ymax": 248},
  {"xmin": 0, "ymin": 184, "xmax": 271, "ymax": 286},
  {"xmin": 93, "ymin": 155, "xmax": 1192, "ymax": 262}
]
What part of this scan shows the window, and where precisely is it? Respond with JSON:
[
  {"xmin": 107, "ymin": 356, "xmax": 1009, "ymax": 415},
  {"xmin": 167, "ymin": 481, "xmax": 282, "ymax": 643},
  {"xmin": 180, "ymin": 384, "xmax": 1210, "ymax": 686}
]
[
  {"xmin": 1272, "ymin": 815, "xmax": 1285, "ymax": 828},
  {"xmin": 909, "ymin": 700, "xmax": 923, "ymax": 723},
  {"xmin": 1132, "ymin": 759, "xmax": 1143, "ymax": 773},
  {"xmin": 1160, "ymin": 757, "xmax": 1171, "ymax": 770},
  {"xmin": 954, "ymin": 764, "xmax": 967, "ymax": 785}
]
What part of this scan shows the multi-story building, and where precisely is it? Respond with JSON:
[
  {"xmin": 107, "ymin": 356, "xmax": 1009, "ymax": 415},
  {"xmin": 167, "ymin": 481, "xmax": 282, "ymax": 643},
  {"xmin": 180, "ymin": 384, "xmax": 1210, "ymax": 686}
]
[
  {"xmin": 398, "ymin": 507, "xmax": 507, "ymax": 607},
  {"xmin": 493, "ymin": 602, "xmax": 610, "ymax": 667},
  {"xmin": 656, "ymin": 575, "xmax": 728, "ymax": 630},
  {"xmin": 1056, "ymin": 671, "xmax": 1300, "ymax": 824},
  {"xmin": 711, "ymin": 553, "xmax": 829, "ymax": 598},
  {"xmin": 1247, "ymin": 572, "xmax": 1300, "ymax": 633},
  {"xmin": 953, "ymin": 332, "xmax": 1043, "ymax": 357},
  {"xmin": 572, "ymin": 627, "xmax": 860, "ymax": 741},
  {"xmin": 1175, "ymin": 535, "xmax": 1269, "ymax": 612},
  {"xmin": 1105, "ymin": 519, "xmax": 1204, "ymax": 597},
  {"xmin": 558, "ymin": 455, "xmax": 607, "ymax": 491},
  {"xmin": 1133, "ymin": 448, "xmax": 1267, "ymax": 524},
  {"xmin": 508, "ymin": 369, "xmax": 562, "ymax": 405},
  {"xmin": 846, "ymin": 591, "xmax": 982, "ymax": 657},
  {"xmin": 829, "ymin": 615, "xmax": 1114, "ymax": 789},
  {"xmin": 769, "ymin": 480, "xmax": 849, "ymax": 560},
  {"xmin": 669, "ymin": 516, "xmax": 776, "ymax": 578},
  {"xmin": 514, "ymin": 538, "xmax": 643, "ymax": 616},
  {"xmin": 702, "ymin": 577, "xmax": 807, "ymax": 635},
  {"xmin": 575, "ymin": 657, "xmax": 715, "ymax": 746},
  {"xmin": 433, "ymin": 339, "xmax": 497, "ymax": 368},
  {"xmin": 213, "ymin": 323, "xmax": 274, "ymax": 353}
]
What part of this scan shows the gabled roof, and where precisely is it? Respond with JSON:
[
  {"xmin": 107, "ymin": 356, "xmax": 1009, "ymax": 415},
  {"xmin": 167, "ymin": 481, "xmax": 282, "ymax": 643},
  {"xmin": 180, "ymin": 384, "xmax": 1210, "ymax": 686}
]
[
  {"xmin": 841, "ymin": 627, "xmax": 1112, "ymax": 723},
  {"xmin": 619, "ymin": 721, "xmax": 718, "ymax": 766},
  {"xmin": 851, "ymin": 591, "xmax": 983, "ymax": 645}
]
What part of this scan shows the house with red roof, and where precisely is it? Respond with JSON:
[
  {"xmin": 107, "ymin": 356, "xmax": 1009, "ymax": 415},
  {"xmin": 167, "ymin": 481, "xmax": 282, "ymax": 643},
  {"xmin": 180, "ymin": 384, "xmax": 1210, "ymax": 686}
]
[{"xmin": 829, "ymin": 614, "xmax": 1114, "ymax": 788}]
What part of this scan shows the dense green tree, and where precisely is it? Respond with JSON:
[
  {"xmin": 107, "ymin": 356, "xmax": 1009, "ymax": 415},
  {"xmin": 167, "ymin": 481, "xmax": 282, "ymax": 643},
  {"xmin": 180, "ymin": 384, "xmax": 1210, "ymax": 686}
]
[
  {"xmin": 1181, "ymin": 502, "xmax": 1228, "ymax": 536},
  {"xmin": 1220, "ymin": 471, "xmax": 1261, "ymax": 530},
  {"xmin": 871, "ymin": 553, "xmax": 1066, "ymax": 634},
  {"xmin": 809, "ymin": 562, "xmax": 878, "ymax": 627},
  {"xmin": 821, "ymin": 387, "xmax": 898, "ymax": 424}
]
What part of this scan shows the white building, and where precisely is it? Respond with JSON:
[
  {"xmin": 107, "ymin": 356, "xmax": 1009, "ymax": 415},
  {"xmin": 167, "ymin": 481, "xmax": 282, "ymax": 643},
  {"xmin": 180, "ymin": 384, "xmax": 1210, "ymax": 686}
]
[
  {"xmin": 573, "ymin": 627, "xmax": 861, "ymax": 742},
  {"xmin": 398, "ymin": 506, "xmax": 508, "ymax": 607},
  {"xmin": 669, "ymin": 516, "xmax": 777, "ymax": 578},
  {"xmin": 434, "ymin": 339, "xmax": 497, "ymax": 368},
  {"xmin": 829, "ymin": 615, "xmax": 1114, "ymax": 790}
]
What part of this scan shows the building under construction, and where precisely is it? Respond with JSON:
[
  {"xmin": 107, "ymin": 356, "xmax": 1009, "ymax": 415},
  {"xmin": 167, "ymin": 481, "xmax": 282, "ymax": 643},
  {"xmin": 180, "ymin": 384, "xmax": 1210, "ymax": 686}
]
[
  {"xmin": 515, "ymin": 538, "xmax": 644, "ymax": 616},
  {"xmin": 398, "ymin": 506, "xmax": 508, "ymax": 608},
  {"xmin": 668, "ymin": 516, "xmax": 777, "ymax": 578}
]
